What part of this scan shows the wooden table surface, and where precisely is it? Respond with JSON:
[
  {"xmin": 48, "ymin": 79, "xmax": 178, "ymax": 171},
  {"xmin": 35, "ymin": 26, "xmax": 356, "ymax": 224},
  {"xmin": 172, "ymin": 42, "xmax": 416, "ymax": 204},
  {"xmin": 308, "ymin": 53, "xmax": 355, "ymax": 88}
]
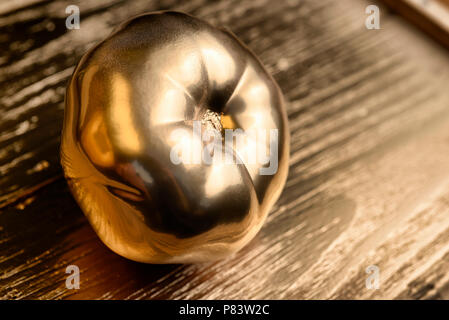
[{"xmin": 2, "ymin": 0, "xmax": 449, "ymax": 300}]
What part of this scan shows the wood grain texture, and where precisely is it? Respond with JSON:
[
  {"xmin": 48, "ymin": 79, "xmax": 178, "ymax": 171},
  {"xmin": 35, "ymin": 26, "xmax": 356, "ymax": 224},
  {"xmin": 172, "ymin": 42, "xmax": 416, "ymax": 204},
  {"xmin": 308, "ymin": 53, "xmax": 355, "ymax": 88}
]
[
  {"xmin": 2, "ymin": 0, "xmax": 449, "ymax": 299},
  {"xmin": 381, "ymin": 0, "xmax": 449, "ymax": 50}
]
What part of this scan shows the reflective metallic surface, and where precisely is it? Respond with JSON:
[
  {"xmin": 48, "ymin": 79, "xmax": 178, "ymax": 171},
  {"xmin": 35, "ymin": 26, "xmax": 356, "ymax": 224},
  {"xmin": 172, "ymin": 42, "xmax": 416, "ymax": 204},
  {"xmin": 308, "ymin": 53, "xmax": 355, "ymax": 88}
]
[{"xmin": 60, "ymin": 11, "xmax": 289, "ymax": 263}]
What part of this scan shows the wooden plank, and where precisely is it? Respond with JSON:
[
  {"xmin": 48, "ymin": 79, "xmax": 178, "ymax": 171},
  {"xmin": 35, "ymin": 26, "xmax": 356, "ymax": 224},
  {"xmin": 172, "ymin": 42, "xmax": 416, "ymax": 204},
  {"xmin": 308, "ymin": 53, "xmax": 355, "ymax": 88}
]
[
  {"xmin": 2, "ymin": 0, "xmax": 449, "ymax": 299},
  {"xmin": 381, "ymin": 0, "xmax": 449, "ymax": 50}
]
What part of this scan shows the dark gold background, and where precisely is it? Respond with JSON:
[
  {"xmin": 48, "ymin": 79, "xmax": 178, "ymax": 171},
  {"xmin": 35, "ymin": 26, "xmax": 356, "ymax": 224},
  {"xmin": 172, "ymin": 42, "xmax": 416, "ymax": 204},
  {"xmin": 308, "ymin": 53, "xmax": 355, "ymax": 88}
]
[{"xmin": 1, "ymin": 0, "xmax": 449, "ymax": 299}]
